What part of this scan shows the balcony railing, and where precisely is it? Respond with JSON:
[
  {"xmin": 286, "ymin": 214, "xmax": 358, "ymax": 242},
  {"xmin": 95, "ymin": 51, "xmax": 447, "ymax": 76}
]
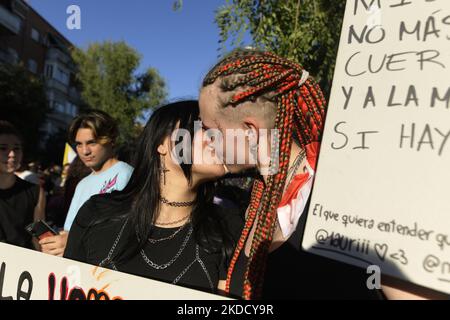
[
  {"xmin": 46, "ymin": 47, "xmax": 72, "ymax": 66},
  {"xmin": 45, "ymin": 78, "xmax": 68, "ymax": 94},
  {"xmin": 0, "ymin": 5, "xmax": 21, "ymax": 34},
  {"xmin": 0, "ymin": 48, "xmax": 16, "ymax": 64}
]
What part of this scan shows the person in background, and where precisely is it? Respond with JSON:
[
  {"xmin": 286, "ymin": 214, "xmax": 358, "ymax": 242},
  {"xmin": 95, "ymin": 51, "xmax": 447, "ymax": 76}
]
[
  {"xmin": 40, "ymin": 110, "xmax": 133, "ymax": 256},
  {"xmin": 0, "ymin": 121, "xmax": 46, "ymax": 250},
  {"xmin": 60, "ymin": 163, "xmax": 70, "ymax": 188},
  {"xmin": 16, "ymin": 162, "xmax": 41, "ymax": 185},
  {"xmin": 44, "ymin": 157, "xmax": 92, "ymax": 230},
  {"xmin": 61, "ymin": 157, "xmax": 91, "ymax": 227},
  {"xmin": 50, "ymin": 165, "xmax": 63, "ymax": 189}
]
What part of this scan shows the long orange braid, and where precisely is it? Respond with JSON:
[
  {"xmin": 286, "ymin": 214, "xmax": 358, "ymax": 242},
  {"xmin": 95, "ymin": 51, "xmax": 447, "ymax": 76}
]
[{"xmin": 203, "ymin": 49, "xmax": 327, "ymax": 299}]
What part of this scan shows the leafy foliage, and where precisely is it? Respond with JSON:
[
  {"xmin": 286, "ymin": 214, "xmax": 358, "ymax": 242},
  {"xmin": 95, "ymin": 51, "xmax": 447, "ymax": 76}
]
[
  {"xmin": 0, "ymin": 63, "xmax": 49, "ymax": 160},
  {"xmin": 71, "ymin": 41, "xmax": 167, "ymax": 142},
  {"xmin": 215, "ymin": 0, "xmax": 346, "ymax": 98}
]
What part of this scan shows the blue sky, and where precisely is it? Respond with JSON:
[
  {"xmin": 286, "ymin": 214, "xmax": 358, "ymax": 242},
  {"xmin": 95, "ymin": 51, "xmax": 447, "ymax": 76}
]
[{"xmin": 27, "ymin": 0, "xmax": 248, "ymax": 101}]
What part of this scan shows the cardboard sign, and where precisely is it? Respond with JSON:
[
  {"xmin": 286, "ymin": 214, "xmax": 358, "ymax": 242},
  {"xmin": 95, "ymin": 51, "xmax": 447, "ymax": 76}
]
[
  {"xmin": 302, "ymin": 0, "xmax": 450, "ymax": 294},
  {"xmin": 0, "ymin": 243, "xmax": 227, "ymax": 300}
]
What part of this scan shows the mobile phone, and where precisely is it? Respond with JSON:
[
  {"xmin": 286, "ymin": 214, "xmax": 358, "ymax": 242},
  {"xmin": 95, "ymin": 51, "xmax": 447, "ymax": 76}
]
[{"xmin": 25, "ymin": 220, "xmax": 58, "ymax": 240}]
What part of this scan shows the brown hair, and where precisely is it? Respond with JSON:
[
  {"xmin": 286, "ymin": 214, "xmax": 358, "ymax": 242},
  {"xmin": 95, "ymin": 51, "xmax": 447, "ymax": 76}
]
[{"xmin": 68, "ymin": 109, "xmax": 119, "ymax": 146}]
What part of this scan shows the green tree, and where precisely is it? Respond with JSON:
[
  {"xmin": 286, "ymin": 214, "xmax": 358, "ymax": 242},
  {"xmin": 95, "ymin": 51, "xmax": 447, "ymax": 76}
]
[
  {"xmin": 0, "ymin": 63, "xmax": 49, "ymax": 160},
  {"xmin": 71, "ymin": 41, "xmax": 167, "ymax": 142},
  {"xmin": 215, "ymin": 0, "xmax": 346, "ymax": 98}
]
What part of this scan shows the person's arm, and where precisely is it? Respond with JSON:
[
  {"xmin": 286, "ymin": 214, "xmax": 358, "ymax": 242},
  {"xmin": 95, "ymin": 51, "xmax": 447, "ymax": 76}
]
[
  {"xmin": 39, "ymin": 232, "xmax": 68, "ymax": 257},
  {"xmin": 40, "ymin": 185, "xmax": 81, "ymax": 256},
  {"xmin": 42, "ymin": 198, "xmax": 93, "ymax": 260},
  {"xmin": 34, "ymin": 187, "xmax": 46, "ymax": 221},
  {"xmin": 63, "ymin": 185, "xmax": 82, "ymax": 232},
  {"xmin": 382, "ymin": 276, "xmax": 449, "ymax": 300},
  {"xmin": 217, "ymin": 280, "xmax": 226, "ymax": 295},
  {"xmin": 31, "ymin": 187, "xmax": 46, "ymax": 251},
  {"xmin": 217, "ymin": 250, "xmax": 228, "ymax": 295},
  {"xmin": 217, "ymin": 251, "xmax": 228, "ymax": 295}
]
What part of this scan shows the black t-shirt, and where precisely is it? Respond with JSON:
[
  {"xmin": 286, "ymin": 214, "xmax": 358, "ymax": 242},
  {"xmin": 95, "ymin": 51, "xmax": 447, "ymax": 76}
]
[
  {"xmin": 64, "ymin": 193, "xmax": 244, "ymax": 294},
  {"xmin": 0, "ymin": 177, "xmax": 39, "ymax": 248},
  {"xmin": 230, "ymin": 204, "xmax": 385, "ymax": 300}
]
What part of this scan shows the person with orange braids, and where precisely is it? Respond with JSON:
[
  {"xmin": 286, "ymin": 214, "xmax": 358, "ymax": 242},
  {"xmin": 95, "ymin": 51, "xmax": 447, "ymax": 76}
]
[{"xmin": 199, "ymin": 48, "xmax": 383, "ymax": 300}]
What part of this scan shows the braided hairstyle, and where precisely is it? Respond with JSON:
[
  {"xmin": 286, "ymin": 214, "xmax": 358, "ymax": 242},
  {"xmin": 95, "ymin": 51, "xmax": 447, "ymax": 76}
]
[{"xmin": 202, "ymin": 49, "xmax": 327, "ymax": 299}]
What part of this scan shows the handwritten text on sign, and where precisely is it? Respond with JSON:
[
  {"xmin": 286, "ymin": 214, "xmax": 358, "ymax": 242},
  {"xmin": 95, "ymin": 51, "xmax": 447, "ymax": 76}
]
[
  {"xmin": 0, "ymin": 243, "xmax": 224, "ymax": 300},
  {"xmin": 303, "ymin": 0, "xmax": 450, "ymax": 295}
]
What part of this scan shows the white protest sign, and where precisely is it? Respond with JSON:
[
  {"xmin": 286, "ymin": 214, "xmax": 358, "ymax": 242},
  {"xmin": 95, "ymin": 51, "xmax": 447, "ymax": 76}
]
[
  {"xmin": 302, "ymin": 0, "xmax": 450, "ymax": 294},
  {"xmin": 0, "ymin": 243, "xmax": 228, "ymax": 300}
]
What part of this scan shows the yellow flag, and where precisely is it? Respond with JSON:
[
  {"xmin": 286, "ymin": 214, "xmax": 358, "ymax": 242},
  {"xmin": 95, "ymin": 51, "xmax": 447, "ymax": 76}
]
[{"xmin": 62, "ymin": 143, "xmax": 77, "ymax": 166}]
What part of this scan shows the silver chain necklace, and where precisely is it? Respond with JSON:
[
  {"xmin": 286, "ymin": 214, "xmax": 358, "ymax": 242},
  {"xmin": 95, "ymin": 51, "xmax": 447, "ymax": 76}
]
[
  {"xmin": 147, "ymin": 221, "xmax": 189, "ymax": 244},
  {"xmin": 98, "ymin": 218, "xmax": 129, "ymax": 270},
  {"xmin": 140, "ymin": 225, "xmax": 193, "ymax": 270}
]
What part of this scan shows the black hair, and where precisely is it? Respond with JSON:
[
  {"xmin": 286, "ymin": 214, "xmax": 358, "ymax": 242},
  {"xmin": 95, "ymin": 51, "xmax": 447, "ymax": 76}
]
[{"xmin": 93, "ymin": 101, "xmax": 235, "ymax": 267}]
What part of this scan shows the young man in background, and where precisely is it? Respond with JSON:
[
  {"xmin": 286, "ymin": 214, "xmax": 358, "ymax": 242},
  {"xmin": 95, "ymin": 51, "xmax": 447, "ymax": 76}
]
[{"xmin": 40, "ymin": 110, "xmax": 133, "ymax": 256}]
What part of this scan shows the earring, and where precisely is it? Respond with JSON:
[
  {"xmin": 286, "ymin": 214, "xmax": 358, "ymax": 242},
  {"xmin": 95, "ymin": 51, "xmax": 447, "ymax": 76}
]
[
  {"xmin": 247, "ymin": 129, "xmax": 258, "ymax": 161},
  {"xmin": 160, "ymin": 156, "xmax": 169, "ymax": 185}
]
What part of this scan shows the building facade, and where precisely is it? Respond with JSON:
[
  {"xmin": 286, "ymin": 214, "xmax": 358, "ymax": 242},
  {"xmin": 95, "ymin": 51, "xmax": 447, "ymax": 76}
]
[{"xmin": 0, "ymin": 0, "xmax": 80, "ymax": 144}]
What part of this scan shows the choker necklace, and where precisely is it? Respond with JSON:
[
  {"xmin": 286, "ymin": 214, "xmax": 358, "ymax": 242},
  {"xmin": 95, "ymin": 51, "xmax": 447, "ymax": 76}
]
[{"xmin": 160, "ymin": 196, "xmax": 195, "ymax": 207}]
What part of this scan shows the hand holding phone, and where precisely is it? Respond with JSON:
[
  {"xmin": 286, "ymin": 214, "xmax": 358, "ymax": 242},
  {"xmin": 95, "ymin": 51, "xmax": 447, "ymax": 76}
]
[{"xmin": 25, "ymin": 220, "xmax": 58, "ymax": 241}]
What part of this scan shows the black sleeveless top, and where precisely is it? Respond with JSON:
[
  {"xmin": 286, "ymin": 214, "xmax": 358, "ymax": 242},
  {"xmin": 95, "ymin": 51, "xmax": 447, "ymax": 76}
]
[
  {"xmin": 64, "ymin": 193, "xmax": 244, "ymax": 294},
  {"xmin": 229, "ymin": 204, "xmax": 384, "ymax": 300},
  {"xmin": 0, "ymin": 177, "xmax": 39, "ymax": 248}
]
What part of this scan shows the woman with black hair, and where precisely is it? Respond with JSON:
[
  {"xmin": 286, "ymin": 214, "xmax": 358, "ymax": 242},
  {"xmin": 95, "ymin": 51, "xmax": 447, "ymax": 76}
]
[{"xmin": 64, "ymin": 101, "xmax": 243, "ymax": 294}]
